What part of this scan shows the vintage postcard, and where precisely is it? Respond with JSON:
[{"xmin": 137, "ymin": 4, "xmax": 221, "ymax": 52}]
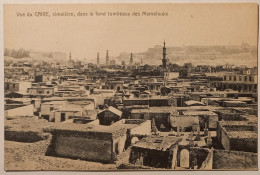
[{"xmin": 3, "ymin": 2, "xmax": 258, "ymax": 171}]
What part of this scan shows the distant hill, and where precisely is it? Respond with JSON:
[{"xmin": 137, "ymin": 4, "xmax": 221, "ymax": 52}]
[{"xmin": 115, "ymin": 44, "xmax": 257, "ymax": 67}]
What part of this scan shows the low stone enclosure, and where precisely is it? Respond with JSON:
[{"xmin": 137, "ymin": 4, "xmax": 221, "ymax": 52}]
[
  {"xmin": 213, "ymin": 150, "xmax": 258, "ymax": 170},
  {"xmin": 217, "ymin": 121, "xmax": 257, "ymax": 153}
]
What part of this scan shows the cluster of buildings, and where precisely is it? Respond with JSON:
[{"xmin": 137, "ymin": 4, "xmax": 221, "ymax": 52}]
[{"xmin": 4, "ymin": 41, "xmax": 258, "ymax": 170}]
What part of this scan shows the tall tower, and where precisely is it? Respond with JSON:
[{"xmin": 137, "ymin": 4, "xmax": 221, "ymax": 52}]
[
  {"xmin": 97, "ymin": 53, "xmax": 100, "ymax": 65},
  {"xmin": 130, "ymin": 53, "xmax": 133, "ymax": 64},
  {"xmin": 122, "ymin": 60, "xmax": 126, "ymax": 67},
  {"xmin": 141, "ymin": 58, "xmax": 143, "ymax": 65},
  {"xmin": 69, "ymin": 52, "xmax": 72, "ymax": 61},
  {"xmin": 106, "ymin": 50, "xmax": 109, "ymax": 65},
  {"xmin": 162, "ymin": 41, "xmax": 167, "ymax": 69}
]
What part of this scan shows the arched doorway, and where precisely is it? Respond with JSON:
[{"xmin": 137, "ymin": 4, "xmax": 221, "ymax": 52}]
[{"xmin": 180, "ymin": 149, "xmax": 189, "ymax": 168}]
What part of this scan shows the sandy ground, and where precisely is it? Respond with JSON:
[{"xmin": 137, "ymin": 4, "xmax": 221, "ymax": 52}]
[
  {"xmin": 5, "ymin": 139, "xmax": 117, "ymax": 171},
  {"xmin": 4, "ymin": 116, "xmax": 117, "ymax": 171}
]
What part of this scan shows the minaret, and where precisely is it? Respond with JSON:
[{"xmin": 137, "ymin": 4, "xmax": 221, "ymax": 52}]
[
  {"xmin": 69, "ymin": 52, "xmax": 72, "ymax": 61},
  {"xmin": 162, "ymin": 41, "xmax": 167, "ymax": 69},
  {"xmin": 97, "ymin": 53, "xmax": 100, "ymax": 65},
  {"xmin": 130, "ymin": 53, "xmax": 133, "ymax": 65},
  {"xmin": 122, "ymin": 60, "xmax": 126, "ymax": 67},
  {"xmin": 141, "ymin": 58, "xmax": 143, "ymax": 65},
  {"xmin": 106, "ymin": 50, "xmax": 109, "ymax": 65}
]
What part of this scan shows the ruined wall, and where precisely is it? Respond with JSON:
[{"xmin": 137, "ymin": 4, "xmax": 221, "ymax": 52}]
[
  {"xmin": 53, "ymin": 132, "xmax": 113, "ymax": 163},
  {"xmin": 213, "ymin": 150, "xmax": 258, "ymax": 169},
  {"xmin": 200, "ymin": 149, "xmax": 213, "ymax": 170}
]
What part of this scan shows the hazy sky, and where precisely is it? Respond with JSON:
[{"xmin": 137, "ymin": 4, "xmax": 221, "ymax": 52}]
[{"xmin": 4, "ymin": 3, "xmax": 258, "ymax": 60}]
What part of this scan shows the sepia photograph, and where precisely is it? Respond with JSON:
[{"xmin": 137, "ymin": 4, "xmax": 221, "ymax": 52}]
[{"xmin": 3, "ymin": 2, "xmax": 258, "ymax": 171}]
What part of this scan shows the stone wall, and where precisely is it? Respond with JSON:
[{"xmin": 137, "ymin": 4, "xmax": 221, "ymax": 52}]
[
  {"xmin": 230, "ymin": 138, "xmax": 257, "ymax": 153},
  {"xmin": 220, "ymin": 126, "xmax": 230, "ymax": 150},
  {"xmin": 217, "ymin": 122, "xmax": 257, "ymax": 152},
  {"xmin": 53, "ymin": 132, "xmax": 113, "ymax": 163}
]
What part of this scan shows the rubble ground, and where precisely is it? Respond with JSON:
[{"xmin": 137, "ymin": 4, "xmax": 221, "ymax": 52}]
[
  {"xmin": 5, "ymin": 140, "xmax": 116, "ymax": 170},
  {"xmin": 4, "ymin": 116, "xmax": 117, "ymax": 170}
]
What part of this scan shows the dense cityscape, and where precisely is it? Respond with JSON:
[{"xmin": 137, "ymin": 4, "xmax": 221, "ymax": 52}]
[{"xmin": 4, "ymin": 41, "xmax": 257, "ymax": 170}]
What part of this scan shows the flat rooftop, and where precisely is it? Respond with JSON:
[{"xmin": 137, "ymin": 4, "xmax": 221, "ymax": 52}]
[
  {"xmin": 133, "ymin": 136, "xmax": 181, "ymax": 151},
  {"xmin": 131, "ymin": 107, "xmax": 174, "ymax": 114},
  {"xmin": 131, "ymin": 106, "xmax": 222, "ymax": 113},
  {"xmin": 53, "ymin": 123, "xmax": 126, "ymax": 135},
  {"xmin": 182, "ymin": 111, "xmax": 217, "ymax": 116}
]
